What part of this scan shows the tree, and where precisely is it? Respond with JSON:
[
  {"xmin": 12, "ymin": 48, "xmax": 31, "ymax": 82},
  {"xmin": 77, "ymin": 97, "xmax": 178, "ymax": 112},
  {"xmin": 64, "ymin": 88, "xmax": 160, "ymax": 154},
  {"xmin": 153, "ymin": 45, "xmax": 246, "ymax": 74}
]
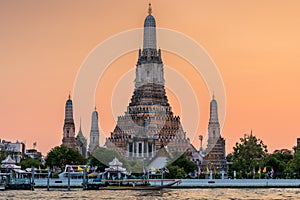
[
  {"xmin": 0, "ymin": 151, "xmax": 6, "ymax": 162},
  {"xmin": 90, "ymin": 147, "xmax": 143, "ymax": 173},
  {"xmin": 165, "ymin": 154, "xmax": 197, "ymax": 179},
  {"xmin": 20, "ymin": 157, "xmax": 41, "ymax": 170},
  {"xmin": 285, "ymin": 146, "xmax": 300, "ymax": 178},
  {"xmin": 171, "ymin": 154, "xmax": 197, "ymax": 174},
  {"xmin": 230, "ymin": 133, "xmax": 268, "ymax": 178},
  {"xmin": 265, "ymin": 149, "xmax": 293, "ymax": 178},
  {"xmin": 45, "ymin": 146, "xmax": 87, "ymax": 169},
  {"xmin": 88, "ymin": 155, "xmax": 108, "ymax": 172},
  {"xmin": 165, "ymin": 165, "xmax": 186, "ymax": 179}
]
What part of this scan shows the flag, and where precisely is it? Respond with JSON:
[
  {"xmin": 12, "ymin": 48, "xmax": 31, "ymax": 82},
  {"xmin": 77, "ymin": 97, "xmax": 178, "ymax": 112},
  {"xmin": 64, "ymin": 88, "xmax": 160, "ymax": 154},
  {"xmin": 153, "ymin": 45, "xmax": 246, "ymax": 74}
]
[
  {"xmin": 206, "ymin": 166, "xmax": 210, "ymax": 173},
  {"xmin": 39, "ymin": 165, "xmax": 42, "ymax": 173},
  {"xmin": 258, "ymin": 167, "xmax": 261, "ymax": 174},
  {"xmin": 86, "ymin": 167, "xmax": 90, "ymax": 173},
  {"xmin": 164, "ymin": 167, "xmax": 169, "ymax": 173},
  {"xmin": 253, "ymin": 168, "xmax": 256, "ymax": 175},
  {"xmin": 70, "ymin": 166, "xmax": 74, "ymax": 172},
  {"xmin": 262, "ymin": 167, "xmax": 267, "ymax": 173},
  {"xmin": 271, "ymin": 167, "xmax": 274, "ymax": 174},
  {"xmin": 198, "ymin": 166, "xmax": 201, "ymax": 175},
  {"xmin": 151, "ymin": 166, "xmax": 156, "ymax": 171},
  {"xmin": 143, "ymin": 166, "xmax": 146, "ymax": 174},
  {"xmin": 78, "ymin": 166, "xmax": 83, "ymax": 171},
  {"xmin": 213, "ymin": 168, "xmax": 217, "ymax": 174}
]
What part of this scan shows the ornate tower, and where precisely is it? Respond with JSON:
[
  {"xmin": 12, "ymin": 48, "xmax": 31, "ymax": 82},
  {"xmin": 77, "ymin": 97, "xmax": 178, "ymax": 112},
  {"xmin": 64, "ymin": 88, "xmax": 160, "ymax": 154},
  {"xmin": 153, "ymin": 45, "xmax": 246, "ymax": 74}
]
[
  {"xmin": 88, "ymin": 107, "xmax": 100, "ymax": 154},
  {"xmin": 62, "ymin": 95, "xmax": 77, "ymax": 149},
  {"xmin": 106, "ymin": 4, "xmax": 190, "ymax": 160},
  {"xmin": 76, "ymin": 119, "xmax": 87, "ymax": 157},
  {"xmin": 201, "ymin": 96, "xmax": 227, "ymax": 175},
  {"xmin": 207, "ymin": 94, "xmax": 221, "ymax": 152}
]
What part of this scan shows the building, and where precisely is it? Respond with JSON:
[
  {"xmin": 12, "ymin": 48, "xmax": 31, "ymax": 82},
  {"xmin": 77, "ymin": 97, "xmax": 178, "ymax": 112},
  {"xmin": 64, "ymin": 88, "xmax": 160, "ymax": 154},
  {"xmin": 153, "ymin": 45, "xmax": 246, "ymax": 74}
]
[
  {"xmin": 201, "ymin": 96, "xmax": 228, "ymax": 174},
  {"xmin": 106, "ymin": 4, "xmax": 191, "ymax": 161},
  {"xmin": 62, "ymin": 95, "xmax": 77, "ymax": 149},
  {"xmin": 88, "ymin": 108, "xmax": 100, "ymax": 155},
  {"xmin": 25, "ymin": 148, "xmax": 42, "ymax": 160},
  {"xmin": 0, "ymin": 139, "xmax": 25, "ymax": 163},
  {"xmin": 76, "ymin": 120, "xmax": 87, "ymax": 158}
]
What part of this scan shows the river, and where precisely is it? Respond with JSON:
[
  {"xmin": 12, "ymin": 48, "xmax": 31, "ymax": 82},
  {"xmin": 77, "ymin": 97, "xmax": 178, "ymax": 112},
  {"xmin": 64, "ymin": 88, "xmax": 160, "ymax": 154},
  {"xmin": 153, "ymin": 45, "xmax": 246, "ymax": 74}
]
[{"xmin": 1, "ymin": 188, "xmax": 299, "ymax": 200}]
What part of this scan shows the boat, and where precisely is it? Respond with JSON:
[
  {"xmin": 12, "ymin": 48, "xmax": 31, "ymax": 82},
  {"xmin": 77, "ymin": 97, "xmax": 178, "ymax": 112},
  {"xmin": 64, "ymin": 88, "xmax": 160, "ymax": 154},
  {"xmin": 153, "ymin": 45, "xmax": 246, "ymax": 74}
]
[
  {"xmin": 85, "ymin": 157, "xmax": 182, "ymax": 190},
  {"xmin": 1, "ymin": 155, "xmax": 32, "ymax": 190},
  {"xmin": 0, "ymin": 173, "xmax": 9, "ymax": 190},
  {"xmin": 98, "ymin": 179, "xmax": 182, "ymax": 190}
]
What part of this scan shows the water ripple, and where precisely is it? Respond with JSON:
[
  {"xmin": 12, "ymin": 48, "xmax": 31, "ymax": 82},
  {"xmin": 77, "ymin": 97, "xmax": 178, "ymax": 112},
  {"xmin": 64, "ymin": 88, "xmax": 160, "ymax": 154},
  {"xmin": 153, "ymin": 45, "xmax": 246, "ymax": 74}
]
[{"xmin": 0, "ymin": 188, "xmax": 299, "ymax": 200}]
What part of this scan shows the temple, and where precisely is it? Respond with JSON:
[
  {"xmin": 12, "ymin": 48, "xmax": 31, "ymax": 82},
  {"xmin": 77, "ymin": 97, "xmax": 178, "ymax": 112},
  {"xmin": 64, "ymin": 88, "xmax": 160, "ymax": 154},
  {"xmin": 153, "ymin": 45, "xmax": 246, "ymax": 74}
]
[
  {"xmin": 76, "ymin": 120, "xmax": 87, "ymax": 158},
  {"xmin": 106, "ymin": 4, "xmax": 191, "ymax": 161},
  {"xmin": 200, "ymin": 96, "xmax": 228, "ymax": 175},
  {"xmin": 62, "ymin": 95, "xmax": 77, "ymax": 149},
  {"xmin": 62, "ymin": 95, "xmax": 87, "ymax": 157},
  {"xmin": 88, "ymin": 107, "xmax": 100, "ymax": 155}
]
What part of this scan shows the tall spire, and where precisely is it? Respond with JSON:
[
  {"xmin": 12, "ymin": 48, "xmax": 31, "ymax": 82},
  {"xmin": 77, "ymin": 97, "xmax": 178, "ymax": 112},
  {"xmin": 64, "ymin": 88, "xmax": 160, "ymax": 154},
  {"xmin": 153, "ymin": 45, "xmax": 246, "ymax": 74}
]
[
  {"xmin": 89, "ymin": 107, "xmax": 100, "ymax": 154},
  {"xmin": 209, "ymin": 95, "xmax": 219, "ymax": 123},
  {"xmin": 79, "ymin": 117, "xmax": 82, "ymax": 131},
  {"xmin": 135, "ymin": 3, "xmax": 163, "ymax": 89},
  {"xmin": 62, "ymin": 95, "xmax": 76, "ymax": 149},
  {"xmin": 65, "ymin": 96, "xmax": 74, "ymax": 121},
  {"xmin": 76, "ymin": 117, "xmax": 87, "ymax": 158},
  {"xmin": 143, "ymin": 3, "xmax": 157, "ymax": 50},
  {"xmin": 207, "ymin": 96, "xmax": 221, "ymax": 150}
]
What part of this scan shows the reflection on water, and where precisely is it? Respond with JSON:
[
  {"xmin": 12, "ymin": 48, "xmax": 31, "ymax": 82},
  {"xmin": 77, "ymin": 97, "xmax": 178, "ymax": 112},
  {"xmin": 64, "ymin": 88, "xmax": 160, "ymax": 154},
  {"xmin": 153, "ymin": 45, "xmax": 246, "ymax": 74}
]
[{"xmin": 1, "ymin": 188, "xmax": 299, "ymax": 200}]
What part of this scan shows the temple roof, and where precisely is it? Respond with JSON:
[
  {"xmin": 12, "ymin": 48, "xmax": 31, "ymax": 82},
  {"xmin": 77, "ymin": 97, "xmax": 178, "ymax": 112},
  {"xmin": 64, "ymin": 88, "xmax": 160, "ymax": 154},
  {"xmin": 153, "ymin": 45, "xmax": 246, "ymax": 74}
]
[
  {"xmin": 109, "ymin": 157, "xmax": 123, "ymax": 167},
  {"xmin": 2, "ymin": 155, "xmax": 15, "ymax": 164}
]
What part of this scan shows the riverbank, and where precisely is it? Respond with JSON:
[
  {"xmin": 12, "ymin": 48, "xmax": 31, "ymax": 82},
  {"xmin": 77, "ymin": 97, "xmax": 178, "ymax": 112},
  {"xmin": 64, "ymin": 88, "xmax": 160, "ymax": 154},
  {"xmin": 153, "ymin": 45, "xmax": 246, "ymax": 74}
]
[
  {"xmin": 31, "ymin": 178, "xmax": 300, "ymax": 189},
  {"xmin": 163, "ymin": 179, "xmax": 300, "ymax": 188}
]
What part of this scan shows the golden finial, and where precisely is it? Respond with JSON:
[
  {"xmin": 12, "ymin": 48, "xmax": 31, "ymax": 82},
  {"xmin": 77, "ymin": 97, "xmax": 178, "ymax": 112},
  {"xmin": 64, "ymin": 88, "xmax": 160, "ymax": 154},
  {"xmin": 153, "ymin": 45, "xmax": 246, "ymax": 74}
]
[
  {"xmin": 148, "ymin": 3, "xmax": 152, "ymax": 15},
  {"xmin": 68, "ymin": 91, "xmax": 71, "ymax": 99}
]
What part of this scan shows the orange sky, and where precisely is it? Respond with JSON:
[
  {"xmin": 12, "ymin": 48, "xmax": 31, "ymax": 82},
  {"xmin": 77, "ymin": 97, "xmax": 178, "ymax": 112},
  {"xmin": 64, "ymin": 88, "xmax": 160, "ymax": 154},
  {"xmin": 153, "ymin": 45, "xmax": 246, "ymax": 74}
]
[{"xmin": 0, "ymin": 0, "xmax": 300, "ymax": 155}]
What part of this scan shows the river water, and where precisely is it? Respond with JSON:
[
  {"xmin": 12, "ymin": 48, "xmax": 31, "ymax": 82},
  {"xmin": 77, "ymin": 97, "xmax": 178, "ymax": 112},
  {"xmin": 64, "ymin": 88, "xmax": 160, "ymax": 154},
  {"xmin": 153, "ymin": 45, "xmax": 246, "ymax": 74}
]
[{"xmin": 1, "ymin": 188, "xmax": 299, "ymax": 200}]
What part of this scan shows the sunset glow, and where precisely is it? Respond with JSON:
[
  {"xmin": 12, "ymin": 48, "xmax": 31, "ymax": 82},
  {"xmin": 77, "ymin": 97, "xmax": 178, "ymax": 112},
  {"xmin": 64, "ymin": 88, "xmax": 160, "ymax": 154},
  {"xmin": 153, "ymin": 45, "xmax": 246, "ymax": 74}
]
[{"xmin": 1, "ymin": 0, "xmax": 299, "ymax": 155}]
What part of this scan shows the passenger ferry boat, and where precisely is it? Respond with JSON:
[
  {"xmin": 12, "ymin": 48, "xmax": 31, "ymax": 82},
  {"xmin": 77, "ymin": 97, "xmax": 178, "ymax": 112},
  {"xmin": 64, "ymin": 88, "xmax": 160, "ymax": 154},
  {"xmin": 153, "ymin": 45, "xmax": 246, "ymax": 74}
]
[
  {"xmin": 85, "ymin": 157, "xmax": 182, "ymax": 190},
  {"xmin": 1, "ymin": 155, "xmax": 32, "ymax": 190}
]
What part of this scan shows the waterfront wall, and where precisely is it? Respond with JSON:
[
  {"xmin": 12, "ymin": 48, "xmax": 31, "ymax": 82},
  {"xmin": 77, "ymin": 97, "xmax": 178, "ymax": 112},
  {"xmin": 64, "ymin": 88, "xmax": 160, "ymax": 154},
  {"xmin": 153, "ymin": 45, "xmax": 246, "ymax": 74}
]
[
  {"xmin": 33, "ymin": 178, "xmax": 300, "ymax": 188},
  {"xmin": 150, "ymin": 179, "xmax": 300, "ymax": 188},
  {"xmin": 34, "ymin": 179, "xmax": 83, "ymax": 188}
]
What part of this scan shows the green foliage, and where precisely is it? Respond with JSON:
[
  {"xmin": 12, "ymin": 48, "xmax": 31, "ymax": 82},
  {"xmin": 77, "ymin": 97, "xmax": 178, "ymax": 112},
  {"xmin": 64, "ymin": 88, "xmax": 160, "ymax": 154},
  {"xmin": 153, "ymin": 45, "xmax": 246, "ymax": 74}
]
[
  {"xmin": 265, "ymin": 149, "xmax": 293, "ymax": 178},
  {"xmin": 20, "ymin": 157, "xmax": 41, "ymax": 170},
  {"xmin": 172, "ymin": 154, "xmax": 197, "ymax": 173},
  {"xmin": 165, "ymin": 153, "xmax": 197, "ymax": 179},
  {"xmin": 285, "ymin": 146, "xmax": 300, "ymax": 178},
  {"xmin": 92, "ymin": 147, "xmax": 121, "ymax": 166},
  {"xmin": 230, "ymin": 133, "xmax": 268, "ymax": 178},
  {"xmin": 45, "ymin": 145, "xmax": 87, "ymax": 169},
  {"xmin": 88, "ymin": 155, "xmax": 108, "ymax": 172},
  {"xmin": 125, "ymin": 160, "xmax": 143, "ymax": 173},
  {"xmin": 0, "ymin": 151, "xmax": 6, "ymax": 162},
  {"xmin": 165, "ymin": 165, "xmax": 186, "ymax": 179},
  {"xmin": 90, "ymin": 147, "xmax": 143, "ymax": 173}
]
